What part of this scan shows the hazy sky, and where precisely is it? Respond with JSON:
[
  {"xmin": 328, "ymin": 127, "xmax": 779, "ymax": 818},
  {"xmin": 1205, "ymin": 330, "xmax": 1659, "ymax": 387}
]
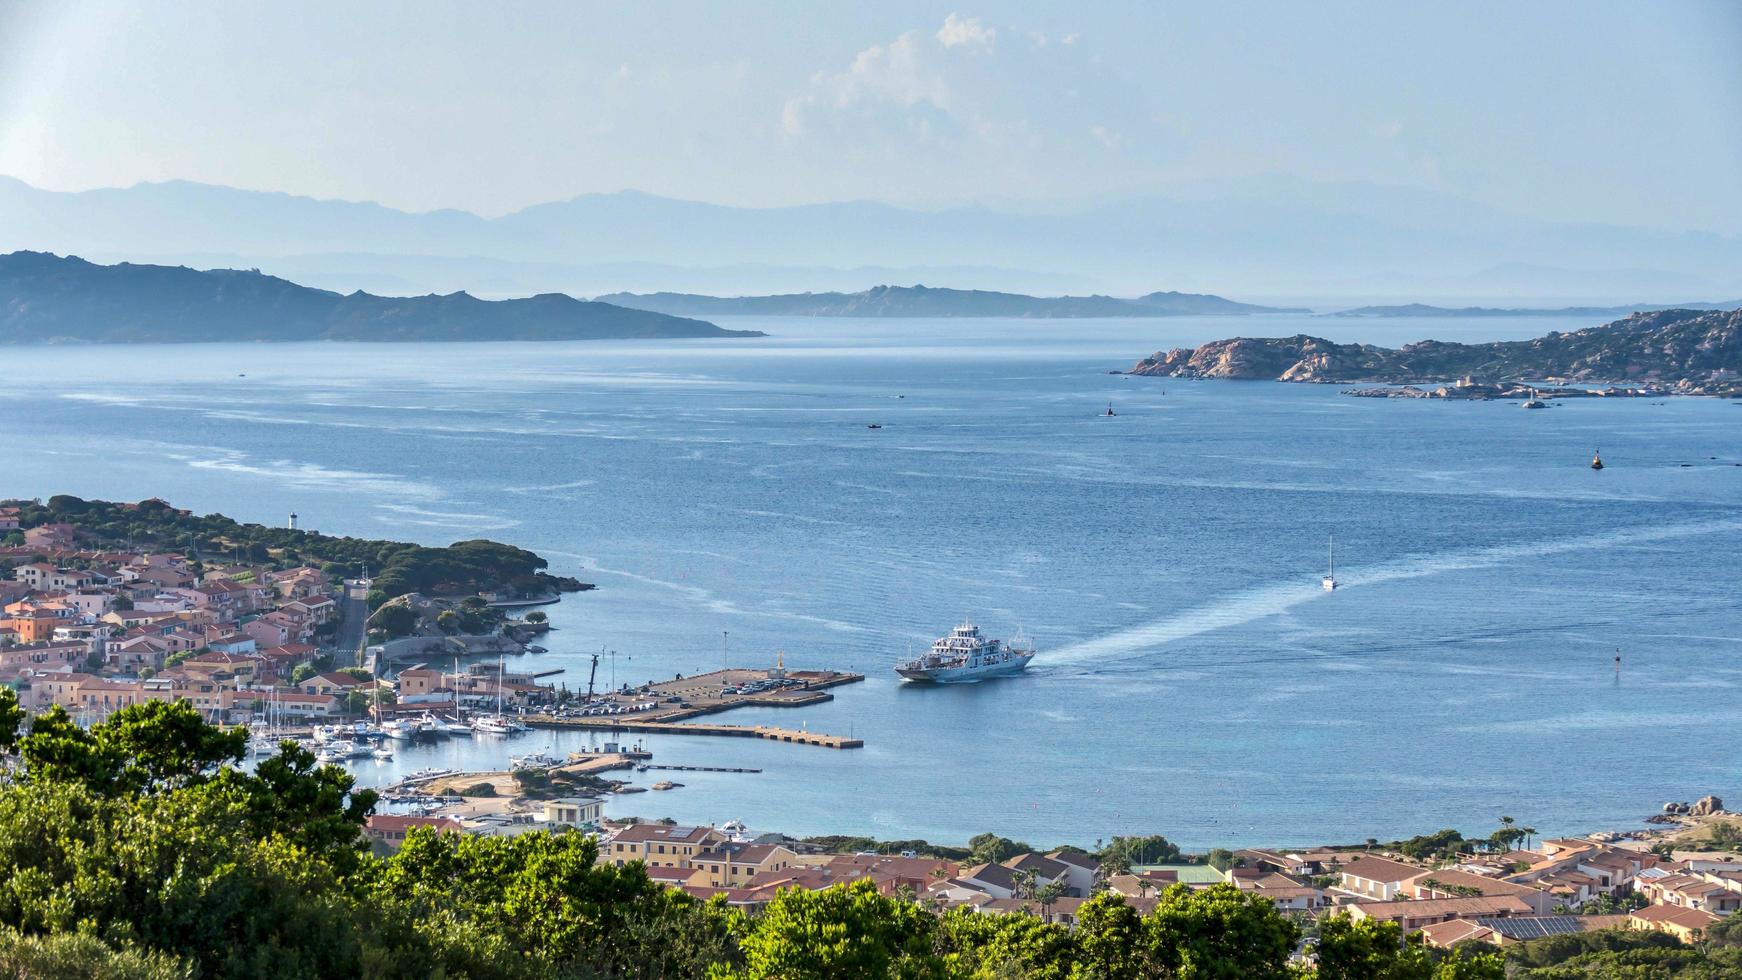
[{"xmin": 2, "ymin": 1, "xmax": 1738, "ymax": 230}]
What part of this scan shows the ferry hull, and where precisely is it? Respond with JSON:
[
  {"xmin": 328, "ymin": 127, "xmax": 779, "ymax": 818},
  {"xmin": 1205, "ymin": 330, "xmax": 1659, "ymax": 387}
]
[{"xmin": 896, "ymin": 653, "xmax": 1034, "ymax": 683}]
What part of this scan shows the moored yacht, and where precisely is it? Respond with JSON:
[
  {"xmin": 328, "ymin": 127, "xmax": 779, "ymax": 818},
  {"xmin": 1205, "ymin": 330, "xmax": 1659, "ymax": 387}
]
[{"xmin": 895, "ymin": 622, "xmax": 1035, "ymax": 682}]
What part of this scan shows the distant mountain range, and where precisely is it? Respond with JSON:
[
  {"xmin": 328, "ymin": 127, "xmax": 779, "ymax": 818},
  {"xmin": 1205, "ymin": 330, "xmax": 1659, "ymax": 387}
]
[
  {"xmin": 595, "ymin": 285, "xmax": 1303, "ymax": 318},
  {"xmin": 0, "ymin": 252, "xmax": 756, "ymax": 344},
  {"xmin": 4, "ymin": 175, "xmax": 1740, "ymax": 301},
  {"xmin": 1331, "ymin": 302, "xmax": 1742, "ymax": 318},
  {"xmin": 1127, "ymin": 307, "xmax": 1742, "ymax": 390}
]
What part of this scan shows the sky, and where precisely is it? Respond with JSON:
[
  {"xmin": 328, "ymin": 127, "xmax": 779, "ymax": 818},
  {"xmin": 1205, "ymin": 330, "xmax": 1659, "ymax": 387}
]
[{"xmin": 1, "ymin": 1, "xmax": 1739, "ymax": 231}]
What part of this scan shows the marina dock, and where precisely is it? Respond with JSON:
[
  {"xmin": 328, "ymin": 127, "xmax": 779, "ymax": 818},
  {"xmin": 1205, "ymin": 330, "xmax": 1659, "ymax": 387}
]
[
  {"xmin": 524, "ymin": 715, "xmax": 863, "ymax": 748},
  {"xmin": 523, "ymin": 666, "xmax": 865, "ymax": 748}
]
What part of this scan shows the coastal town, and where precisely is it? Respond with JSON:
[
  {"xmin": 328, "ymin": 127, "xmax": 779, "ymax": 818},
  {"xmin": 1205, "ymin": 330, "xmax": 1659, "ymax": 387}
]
[{"xmin": 1, "ymin": 496, "xmax": 1737, "ymax": 968}]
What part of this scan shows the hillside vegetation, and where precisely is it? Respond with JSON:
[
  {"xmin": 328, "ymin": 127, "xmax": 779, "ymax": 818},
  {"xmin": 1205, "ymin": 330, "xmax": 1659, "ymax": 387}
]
[
  {"xmin": 1129, "ymin": 307, "xmax": 1742, "ymax": 390},
  {"xmin": 0, "ymin": 251, "xmax": 760, "ymax": 343},
  {"xmin": 4, "ymin": 495, "xmax": 586, "ymax": 605}
]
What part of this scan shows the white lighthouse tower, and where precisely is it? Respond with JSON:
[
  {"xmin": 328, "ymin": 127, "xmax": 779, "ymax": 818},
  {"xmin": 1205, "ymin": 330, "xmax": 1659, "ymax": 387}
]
[{"xmin": 288, "ymin": 512, "xmax": 299, "ymax": 531}]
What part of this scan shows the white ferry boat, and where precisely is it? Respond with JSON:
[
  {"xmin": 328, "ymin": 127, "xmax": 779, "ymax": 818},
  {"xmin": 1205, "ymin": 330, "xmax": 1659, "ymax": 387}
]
[{"xmin": 895, "ymin": 622, "xmax": 1035, "ymax": 683}]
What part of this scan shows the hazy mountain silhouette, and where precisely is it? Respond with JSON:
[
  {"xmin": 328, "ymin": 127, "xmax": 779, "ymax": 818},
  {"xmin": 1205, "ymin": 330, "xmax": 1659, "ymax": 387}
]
[
  {"xmin": 0, "ymin": 251, "xmax": 755, "ymax": 344},
  {"xmin": 597, "ymin": 284, "xmax": 1303, "ymax": 317},
  {"xmin": 3, "ymin": 176, "xmax": 1738, "ymax": 301}
]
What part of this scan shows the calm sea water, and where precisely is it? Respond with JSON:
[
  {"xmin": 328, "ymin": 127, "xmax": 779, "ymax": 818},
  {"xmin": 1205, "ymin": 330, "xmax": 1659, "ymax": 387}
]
[{"xmin": 3, "ymin": 314, "xmax": 1739, "ymax": 849}]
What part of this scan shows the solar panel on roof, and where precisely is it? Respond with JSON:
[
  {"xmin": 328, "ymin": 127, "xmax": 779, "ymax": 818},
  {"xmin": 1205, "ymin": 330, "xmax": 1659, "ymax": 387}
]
[{"xmin": 1479, "ymin": 916, "xmax": 1585, "ymax": 940}]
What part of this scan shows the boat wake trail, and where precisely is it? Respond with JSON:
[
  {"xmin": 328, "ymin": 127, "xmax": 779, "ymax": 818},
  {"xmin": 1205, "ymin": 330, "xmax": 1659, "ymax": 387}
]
[{"xmin": 1042, "ymin": 515, "xmax": 1742, "ymax": 668}]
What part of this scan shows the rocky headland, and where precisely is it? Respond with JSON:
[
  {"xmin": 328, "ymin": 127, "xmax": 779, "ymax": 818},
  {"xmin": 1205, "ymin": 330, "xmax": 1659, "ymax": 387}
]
[{"xmin": 1125, "ymin": 307, "xmax": 1742, "ymax": 397}]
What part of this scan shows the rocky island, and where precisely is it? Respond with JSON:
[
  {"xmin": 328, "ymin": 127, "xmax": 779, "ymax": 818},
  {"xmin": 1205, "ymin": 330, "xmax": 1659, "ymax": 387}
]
[
  {"xmin": 0, "ymin": 251, "xmax": 762, "ymax": 344},
  {"xmin": 1125, "ymin": 307, "xmax": 1742, "ymax": 398}
]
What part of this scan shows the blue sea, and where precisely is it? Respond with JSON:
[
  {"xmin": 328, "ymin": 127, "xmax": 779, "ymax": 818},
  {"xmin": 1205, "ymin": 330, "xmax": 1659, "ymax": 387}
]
[{"xmin": 3, "ymin": 314, "xmax": 1738, "ymax": 849}]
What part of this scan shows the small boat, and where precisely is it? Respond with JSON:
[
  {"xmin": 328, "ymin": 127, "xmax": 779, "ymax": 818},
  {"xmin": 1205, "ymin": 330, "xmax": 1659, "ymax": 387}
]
[
  {"xmin": 866, "ymin": 423, "xmax": 883, "ymax": 429},
  {"xmin": 1591, "ymin": 450, "xmax": 1604, "ymax": 470},
  {"xmin": 1322, "ymin": 535, "xmax": 1338, "ymax": 591},
  {"xmin": 1102, "ymin": 402, "xmax": 1117, "ymax": 417},
  {"xmin": 1522, "ymin": 389, "xmax": 1546, "ymax": 409},
  {"xmin": 372, "ymin": 746, "xmax": 395, "ymax": 760},
  {"xmin": 526, "ymin": 645, "xmax": 547, "ymax": 654},
  {"xmin": 381, "ymin": 720, "xmax": 413, "ymax": 741},
  {"xmin": 472, "ymin": 715, "xmax": 514, "ymax": 735},
  {"xmin": 510, "ymin": 751, "xmax": 561, "ymax": 771},
  {"xmin": 437, "ymin": 717, "xmax": 472, "ymax": 737}
]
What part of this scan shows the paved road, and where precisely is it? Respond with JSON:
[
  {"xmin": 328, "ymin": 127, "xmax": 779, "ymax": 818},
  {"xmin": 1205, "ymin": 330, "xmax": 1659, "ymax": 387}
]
[{"xmin": 332, "ymin": 581, "xmax": 370, "ymax": 668}]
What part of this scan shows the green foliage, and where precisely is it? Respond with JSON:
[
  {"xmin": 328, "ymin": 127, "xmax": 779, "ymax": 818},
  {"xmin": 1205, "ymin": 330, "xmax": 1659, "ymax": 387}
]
[
  {"xmin": 1504, "ymin": 926, "xmax": 1742, "ymax": 977},
  {"xmin": 19, "ymin": 701, "xmax": 247, "ymax": 796},
  {"xmin": 1391, "ymin": 828, "xmax": 1466, "ymax": 861},
  {"xmin": 1314, "ymin": 914, "xmax": 1464, "ymax": 979},
  {"xmin": 0, "ymin": 687, "xmax": 21, "ymax": 753},
  {"xmin": 968, "ymin": 832, "xmax": 1032, "ymax": 866},
  {"xmin": 1096, "ymin": 834, "xmax": 1183, "ymax": 872},
  {"xmin": 7, "ymin": 496, "xmax": 569, "ymax": 601},
  {"xmin": 368, "ymin": 603, "xmax": 417, "ymax": 639},
  {"xmin": 719, "ymin": 878, "xmax": 940, "ymax": 979},
  {"xmin": 935, "ymin": 905, "xmax": 1075, "ymax": 979},
  {"xmin": 0, "ymin": 924, "xmax": 192, "ymax": 979},
  {"xmin": 524, "ymin": 610, "xmax": 547, "ymax": 624},
  {"xmin": 1143, "ymin": 883, "xmax": 1299, "ymax": 979},
  {"xmin": 801, "ymin": 835, "xmax": 970, "ymax": 860},
  {"xmin": 372, "ymin": 829, "xmax": 735, "ymax": 979}
]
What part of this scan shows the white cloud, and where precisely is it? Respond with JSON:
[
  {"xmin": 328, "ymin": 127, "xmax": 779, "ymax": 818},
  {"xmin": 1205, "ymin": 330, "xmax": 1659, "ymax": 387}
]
[
  {"xmin": 1061, "ymin": 33, "xmax": 1080, "ymax": 45},
  {"xmin": 936, "ymin": 13, "xmax": 995, "ymax": 49},
  {"xmin": 782, "ymin": 29, "xmax": 954, "ymax": 136}
]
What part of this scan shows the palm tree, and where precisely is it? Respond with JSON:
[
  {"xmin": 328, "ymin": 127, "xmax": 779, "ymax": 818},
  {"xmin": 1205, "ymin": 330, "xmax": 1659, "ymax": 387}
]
[{"xmin": 1521, "ymin": 826, "xmax": 1538, "ymax": 851}]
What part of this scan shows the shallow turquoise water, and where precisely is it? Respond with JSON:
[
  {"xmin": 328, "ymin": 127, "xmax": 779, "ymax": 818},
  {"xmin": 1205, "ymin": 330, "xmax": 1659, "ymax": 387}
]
[{"xmin": 3, "ymin": 314, "xmax": 1738, "ymax": 848}]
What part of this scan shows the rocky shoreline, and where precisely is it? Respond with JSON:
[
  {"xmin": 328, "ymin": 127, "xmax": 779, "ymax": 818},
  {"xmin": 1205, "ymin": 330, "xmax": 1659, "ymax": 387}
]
[
  {"xmin": 1123, "ymin": 306, "xmax": 1742, "ymax": 396},
  {"xmin": 1341, "ymin": 380, "xmax": 1669, "ymax": 401}
]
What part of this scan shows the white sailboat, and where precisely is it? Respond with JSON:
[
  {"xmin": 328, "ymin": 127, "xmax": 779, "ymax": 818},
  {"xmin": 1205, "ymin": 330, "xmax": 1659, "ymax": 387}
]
[
  {"xmin": 1321, "ymin": 535, "xmax": 1338, "ymax": 591},
  {"xmin": 470, "ymin": 653, "xmax": 520, "ymax": 735}
]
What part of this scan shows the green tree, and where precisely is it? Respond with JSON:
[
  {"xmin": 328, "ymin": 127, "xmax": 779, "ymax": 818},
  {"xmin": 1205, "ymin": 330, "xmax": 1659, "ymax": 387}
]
[
  {"xmin": 369, "ymin": 603, "xmax": 417, "ymax": 638},
  {"xmin": 967, "ymin": 833, "xmax": 1031, "ymax": 865},
  {"xmin": 0, "ymin": 688, "xmax": 22, "ymax": 753},
  {"xmin": 1074, "ymin": 893, "xmax": 1146, "ymax": 980},
  {"xmin": 19, "ymin": 701, "xmax": 247, "ymax": 797},
  {"xmin": 1143, "ymin": 883, "xmax": 1299, "ymax": 980},
  {"xmin": 720, "ymin": 878, "xmax": 942, "ymax": 980},
  {"xmin": 0, "ymin": 923, "xmax": 192, "ymax": 979},
  {"xmin": 935, "ymin": 905, "xmax": 1075, "ymax": 980},
  {"xmin": 373, "ymin": 828, "xmax": 731, "ymax": 978},
  {"xmin": 524, "ymin": 610, "xmax": 547, "ymax": 624},
  {"xmin": 1098, "ymin": 834, "xmax": 1183, "ymax": 871}
]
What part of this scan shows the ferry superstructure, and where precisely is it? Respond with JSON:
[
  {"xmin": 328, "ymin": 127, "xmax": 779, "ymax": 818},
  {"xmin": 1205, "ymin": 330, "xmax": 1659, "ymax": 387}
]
[{"xmin": 895, "ymin": 622, "xmax": 1034, "ymax": 682}]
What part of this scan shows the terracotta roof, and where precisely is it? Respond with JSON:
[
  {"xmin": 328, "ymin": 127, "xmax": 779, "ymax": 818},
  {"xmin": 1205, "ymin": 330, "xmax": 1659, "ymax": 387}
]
[
  {"xmin": 365, "ymin": 815, "xmax": 462, "ymax": 834},
  {"xmin": 1338, "ymin": 856, "xmax": 1427, "ymax": 884},
  {"xmin": 611, "ymin": 824, "xmax": 719, "ymax": 845},
  {"xmin": 1351, "ymin": 895, "xmax": 1533, "ymax": 921},
  {"xmin": 1417, "ymin": 919, "xmax": 1495, "ymax": 947},
  {"xmin": 1630, "ymin": 904, "xmax": 1719, "ymax": 929}
]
